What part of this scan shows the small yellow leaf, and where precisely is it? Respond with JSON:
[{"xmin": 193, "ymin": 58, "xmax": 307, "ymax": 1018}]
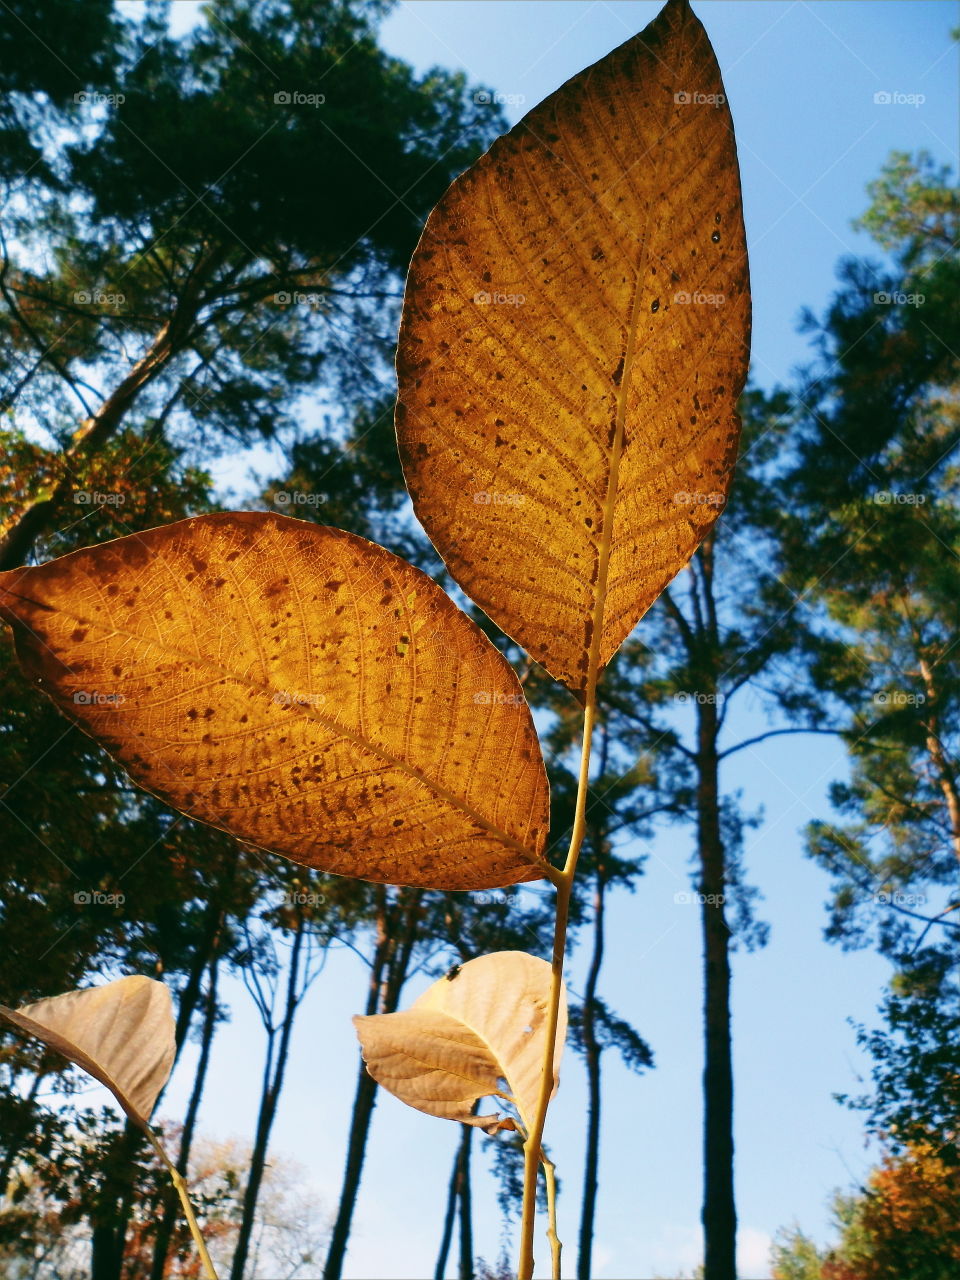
[
  {"xmin": 354, "ymin": 951, "xmax": 567, "ymax": 1133},
  {"xmin": 0, "ymin": 512, "xmax": 549, "ymax": 890},
  {"xmin": 0, "ymin": 976, "xmax": 175, "ymax": 1129}
]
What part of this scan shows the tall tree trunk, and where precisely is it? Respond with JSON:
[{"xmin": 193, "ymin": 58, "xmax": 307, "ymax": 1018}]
[
  {"xmin": 324, "ymin": 892, "xmax": 391, "ymax": 1280},
  {"xmin": 457, "ymin": 1121, "xmax": 474, "ymax": 1280},
  {"xmin": 670, "ymin": 538, "xmax": 737, "ymax": 1280},
  {"xmin": 150, "ymin": 951, "xmax": 222, "ymax": 1280},
  {"xmin": 577, "ymin": 866, "xmax": 607, "ymax": 1280},
  {"xmin": 697, "ymin": 693, "xmax": 736, "ymax": 1280},
  {"xmin": 89, "ymin": 1122, "xmax": 148, "ymax": 1280},
  {"xmin": 91, "ymin": 1224, "xmax": 125, "ymax": 1280},
  {"xmin": 229, "ymin": 918, "xmax": 307, "ymax": 1280},
  {"xmin": 434, "ymin": 1133, "xmax": 462, "ymax": 1280},
  {"xmin": 322, "ymin": 1058, "xmax": 379, "ymax": 1280},
  {"xmin": 89, "ymin": 851, "xmax": 239, "ymax": 1280},
  {"xmin": 435, "ymin": 1117, "xmax": 475, "ymax": 1280},
  {"xmin": 171, "ymin": 857, "xmax": 237, "ymax": 1064},
  {"xmin": 323, "ymin": 890, "xmax": 423, "ymax": 1280}
]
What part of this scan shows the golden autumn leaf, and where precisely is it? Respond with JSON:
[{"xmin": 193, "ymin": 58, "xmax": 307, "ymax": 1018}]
[
  {"xmin": 0, "ymin": 976, "xmax": 175, "ymax": 1130},
  {"xmin": 354, "ymin": 951, "xmax": 567, "ymax": 1133},
  {"xmin": 0, "ymin": 512, "xmax": 549, "ymax": 890},
  {"xmin": 396, "ymin": 0, "xmax": 750, "ymax": 693}
]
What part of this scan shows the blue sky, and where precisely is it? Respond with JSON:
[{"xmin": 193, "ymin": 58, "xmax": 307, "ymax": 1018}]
[{"xmin": 101, "ymin": 3, "xmax": 960, "ymax": 1276}]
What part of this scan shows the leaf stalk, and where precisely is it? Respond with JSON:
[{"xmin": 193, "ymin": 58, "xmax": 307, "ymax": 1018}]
[
  {"xmin": 518, "ymin": 688, "xmax": 598, "ymax": 1278},
  {"xmin": 147, "ymin": 1128, "xmax": 219, "ymax": 1280}
]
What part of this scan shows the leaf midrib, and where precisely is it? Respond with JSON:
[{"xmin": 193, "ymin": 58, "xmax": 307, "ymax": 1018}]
[
  {"xmin": 405, "ymin": 1005, "xmax": 533, "ymax": 1129},
  {"xmin": 589, "ymin": 1, "xmax": 691, "ymax": 682}
]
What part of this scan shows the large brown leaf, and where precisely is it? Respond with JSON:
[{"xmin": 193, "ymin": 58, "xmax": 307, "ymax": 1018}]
[
  {"xmin": 0, "ymin": 976, "xmax": 175, "ymax": 1129},
  {"xmin": 0, "ymin": 512, "xmax": 549, "ymax": 889},
  {"xmin": 396, "ymin": 0, "xmax": 750, "ymax": 693},
  {"xmin": 354, "ymin": 951, "xmax": 567, "ymax": 1134}
]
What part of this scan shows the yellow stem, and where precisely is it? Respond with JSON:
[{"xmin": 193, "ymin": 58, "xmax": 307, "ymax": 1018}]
[
  {"xmin": 515, "ymin": 277, "xmax": 621, "ymax": 1271},
  {"xmin": 147, "ymin": 1128, "xmax": 219, "ymax": 1280},
  {"xmin": 517, "ymin": 689, "xmax": 598, "ymax": 1279},
  {"xmin": 540, "ymin": 1148, "xmax": 562, "ymax": 1280}
]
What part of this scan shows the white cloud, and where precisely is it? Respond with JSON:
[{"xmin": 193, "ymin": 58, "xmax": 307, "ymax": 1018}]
[{"xmin": 738, "ymin": 1225, "xmax": 774, "ymax": 1279}]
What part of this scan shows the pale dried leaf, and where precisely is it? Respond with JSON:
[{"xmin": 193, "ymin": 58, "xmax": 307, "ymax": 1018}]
[
  {"xmin": 351, "ymin": 1008, "xmax": 511, "ymax": 1134},
  {"xmin": 354, "ymin": 951, "xmax": 567, "ymax": 1133},
  {"xmin": 397, "ymin": 0, "xmax": 750, "ymax": 692},
  {"xmin": 0, "ymin": 513, "xmax": 549, "ymax": 890},
  {"xmin": 0, "ymin": 976, "xmax": 174, "ymax": 1128}
]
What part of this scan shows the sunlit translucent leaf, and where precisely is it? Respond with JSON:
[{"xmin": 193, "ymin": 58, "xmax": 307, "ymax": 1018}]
[
  {"xmin": 396, "ymin": 0, "xmax": 750, "ymax": 692},
  {"xmin": 0, "ymin": 976, "xmax": 175, "ymax": 1129},
  {"xmin": 354, "ymin": 951, "xmax": 567, "ymax": 1133},
  {"xmin": 0, "ymin": 512, "xmax": 549, "ymax": 889}
]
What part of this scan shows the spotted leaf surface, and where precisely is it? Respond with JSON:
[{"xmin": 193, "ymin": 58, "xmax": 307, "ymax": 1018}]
[
  {"xmin": 397, "ymin": 0, "xmax": 750, "ymax": 692},
  {"xmin": 0, "ymin": 512, "xmax": 549, "ymax": 889}
]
